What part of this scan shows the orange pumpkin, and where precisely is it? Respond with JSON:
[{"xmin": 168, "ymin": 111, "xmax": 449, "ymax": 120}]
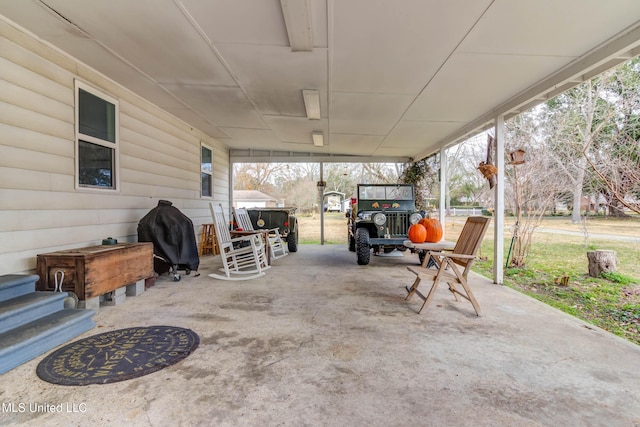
[
  {"xmin": 420, "ymin": 218, "xmax": 443, "ymax": 242},
  {"xmin": 408, "ymin": 223, "xmax": 427, "ymax": 243}
]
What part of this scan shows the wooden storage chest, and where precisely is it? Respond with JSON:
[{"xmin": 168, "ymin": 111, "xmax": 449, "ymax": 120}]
[{"xmin": 36, "ymin": 243, "xmax": 154, "ymax": 300}]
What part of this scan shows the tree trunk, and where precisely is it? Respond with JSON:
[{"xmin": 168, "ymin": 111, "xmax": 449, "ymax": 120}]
[
  {"xmin": 587, "ymin": 250, "xmax": 617, "ymax": 277},
  {"xmin": 571, "ymin": 166, "xmax": 585, "ymax": 223},
  {"xmin": 609, "ymin": 203, "xmax": 629, "ymax": 218},
  {"xmin": 445, "ymin": 189, "xmax": 451, "ymax": 216}
]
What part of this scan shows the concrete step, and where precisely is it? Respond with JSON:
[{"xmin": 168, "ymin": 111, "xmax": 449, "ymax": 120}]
[
  {"xmin": 0, "ymin": 308, "xmax": 96, "ymax": 374},
  {"xmin": 0, "ymin": 292, "xmax": 67, "ymax": 335},
  {"xmin": 0, "ymin": 275, "xmax": 39, "ymax": 303}
]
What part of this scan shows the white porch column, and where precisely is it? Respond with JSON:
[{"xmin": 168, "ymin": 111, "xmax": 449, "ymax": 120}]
[
  {"xmin": 228, "ymin": 162, "xmax": 234, "ymax": 219},
  {"xmin": 439, "ymin": 147, "xmax": 447, "ymax": 238},
  {"xmin": 320, "ymin": 162, "xmax": 324, "ymax": 245},
  {"xmin": 494, "ymin": 116, "xmax": 505, "ymax": 284}
]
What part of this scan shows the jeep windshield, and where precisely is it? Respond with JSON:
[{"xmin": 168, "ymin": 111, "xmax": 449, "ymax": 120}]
[{"xmin": 358, "ymin": 185, "xmax": 413, "ymax": 201}]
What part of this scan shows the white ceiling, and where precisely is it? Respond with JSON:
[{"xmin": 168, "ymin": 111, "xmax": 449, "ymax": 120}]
[{"xmin": 2, "ymin": 0, "xmax": 640, "ymax": 162}]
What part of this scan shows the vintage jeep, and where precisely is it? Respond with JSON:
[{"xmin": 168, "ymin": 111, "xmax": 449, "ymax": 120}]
[
  {"xmin": 347, "ymin": 184, "xmax": 423, "ymax": 265},
  {"xmin": 247, "ymin": 207, "xmax": 299, "ymax": 252}
]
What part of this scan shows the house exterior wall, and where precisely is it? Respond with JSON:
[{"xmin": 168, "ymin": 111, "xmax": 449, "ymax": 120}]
[{"xmin": 0, "ymin": 19, "xmax": 229, "ymax": 275}]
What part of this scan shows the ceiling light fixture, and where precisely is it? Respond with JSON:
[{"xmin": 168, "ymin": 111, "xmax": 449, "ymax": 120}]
[
  {"xmin": 312, "ymin": 131, "xmax": 324, "ymax": 147},
  {"xmin": 303, "ymin": 89, "xmax": 321, "ymax": 120},
  {"xmin": 280, "ymin": 0, "xmax": 313, "ymax": 52}
]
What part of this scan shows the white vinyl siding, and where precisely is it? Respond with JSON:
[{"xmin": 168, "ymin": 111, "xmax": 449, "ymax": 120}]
[{"xmin": 0, "ymin": 18, "xmax": 230, "ymax": 275}]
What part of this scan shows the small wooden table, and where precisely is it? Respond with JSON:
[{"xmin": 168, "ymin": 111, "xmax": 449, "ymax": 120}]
[
  {"xmin": 403, "ymin": 240, "xmax": 455, "ymax": 251},
  {"xmin": 403, "ymin": 240, "xmax": 456, "ymax": 267}
]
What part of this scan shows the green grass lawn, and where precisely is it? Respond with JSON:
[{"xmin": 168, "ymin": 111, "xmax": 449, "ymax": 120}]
[
  {"xmin": 298, "ymin": 212, "xmax": 348, "ymax": 244},
  {"xmin": 473, "ymin": 234, "xmax": 640, "ymax": 346}
]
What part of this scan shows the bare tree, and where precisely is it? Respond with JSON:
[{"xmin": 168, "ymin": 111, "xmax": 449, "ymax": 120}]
[
  {"xmin": 324, "ymin": 163, "xmax": 357, "ymax": 196},
  {"xmin": 542, "ymin": 58, "xmax": 640, "ymax": 219},
  {"xmin": 505, "ymin": 114, "xmax": 569, "ymax": 267},
  {"xmin": 582, "ymin": 58, "xmax": 640, "ymax": 215},
  {"xmin": 543, "ymin": 86, "xmax": 595, "ymax": 223},
  {"xmin": 282, "ymin": 179, "xmax": 318, "ymax": 213},
  {"xmin": 233, "ymin": 163, "xmax": 289, "ymax": 189},
  {"xmin": 450, "ymin": 133, "xmax": 494, "ymax": 208},
  {"xmin": 360, "ymin": 163, "xmax": 402, "ymax": 184}
]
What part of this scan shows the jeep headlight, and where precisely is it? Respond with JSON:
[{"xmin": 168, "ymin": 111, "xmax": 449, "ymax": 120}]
[
  {"xmin": 373, "ymin": 213, "xmax": 386, "ymax": 226},
  {"xmin": 409, "ymin": 212, "xmax": 423, "ymax": 225}
]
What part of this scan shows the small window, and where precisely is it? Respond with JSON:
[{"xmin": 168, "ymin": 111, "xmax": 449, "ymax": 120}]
[
  {"xmin": 201, "ymin": 144, "xmax": 212, "ymax": 198},
  {"xmin": 75, "ymin": 81, "xmax": 118, "ymax": 189}
]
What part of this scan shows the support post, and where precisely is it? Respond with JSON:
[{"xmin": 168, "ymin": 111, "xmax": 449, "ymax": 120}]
[
  {"xmin": 229, "ymin": 161, "xmax": 234, "ymax": 220},
  {"xmin": 320, "ymin": 162, "xmax": 324, "ymax": 245},
  {"xmin": 494, "ymin": 117, "xmax": 505, "ymax": 284},
  {"xmin": 439, "ymin": 147, "xmax": 447, "ymax": 239}
]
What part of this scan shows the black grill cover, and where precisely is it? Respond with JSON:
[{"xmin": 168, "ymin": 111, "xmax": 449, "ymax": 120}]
[{"xmin": 137, "ymin": 200, "xmax": 199, "ymax": 271}]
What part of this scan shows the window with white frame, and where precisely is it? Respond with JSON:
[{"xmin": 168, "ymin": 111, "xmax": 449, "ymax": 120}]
[
  {"xmin": 75, "ymin": 81, "xmax": 118, "ymax": 189},
  {"xmin": 201, "ymin": 144, "xmax": 213, "ymax": 197}
]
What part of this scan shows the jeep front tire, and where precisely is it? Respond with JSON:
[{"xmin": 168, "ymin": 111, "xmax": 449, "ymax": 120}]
[{"xmin": 355, "ymin": 227, "xmax": 371, "ymax": 265}]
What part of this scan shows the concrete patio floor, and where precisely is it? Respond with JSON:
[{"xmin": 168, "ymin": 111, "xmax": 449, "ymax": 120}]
[{"xmin": 1, "ymin": 244, "xmax": 639, "ymax": 426}]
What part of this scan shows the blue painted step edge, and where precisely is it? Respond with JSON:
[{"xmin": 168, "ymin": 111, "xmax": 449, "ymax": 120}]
[
  {"xmin": 0, "ymin": 309, "xmax": 96, "ymax": 375},
  {"xmin": 0, "ymin": 275, "xmax": 39, "ymax": 302},
  {"xmin": 0, "ymin": 292, "xmax": 68, "ymax": 335}
]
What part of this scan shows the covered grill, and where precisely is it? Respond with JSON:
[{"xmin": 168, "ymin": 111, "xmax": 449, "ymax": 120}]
[{"xmin": 137, "ymin": 200, "xmax": 199, "ymax": 281}]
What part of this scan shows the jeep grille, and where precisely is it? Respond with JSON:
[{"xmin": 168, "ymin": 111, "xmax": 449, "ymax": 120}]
[{"xmin": 386, "ymin": 212, "xmax": 410, "ymax": 236}]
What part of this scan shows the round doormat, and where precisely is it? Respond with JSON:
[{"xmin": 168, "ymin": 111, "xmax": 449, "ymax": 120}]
[{"xmin": 37, "ymin": 326, "xmax": 199, "ymax": 386}]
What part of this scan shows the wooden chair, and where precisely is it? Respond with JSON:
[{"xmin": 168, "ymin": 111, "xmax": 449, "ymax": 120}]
[
  {"xmin": 233, "ymin": 207, "xmax": 288, "ymax": 260},
  {"xmin": 405, "ymin": 216, "xmax": 491, "ymax": 315},
  {"xmin": 208, "ymin": 203, "xmax": 269, "ymax": 281}
]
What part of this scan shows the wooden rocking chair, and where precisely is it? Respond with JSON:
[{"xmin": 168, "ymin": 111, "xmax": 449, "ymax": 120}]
[
  {"xmin": 233, "ymin": 207, "xmax": 288, "ymax": 260},
  {"xmin": 208, "ymin": 203, "xmax": 269, "ymax": 281},
  {"xmin": 405, "ymin": 216, "xmax": 491, "ymax": 315}
]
